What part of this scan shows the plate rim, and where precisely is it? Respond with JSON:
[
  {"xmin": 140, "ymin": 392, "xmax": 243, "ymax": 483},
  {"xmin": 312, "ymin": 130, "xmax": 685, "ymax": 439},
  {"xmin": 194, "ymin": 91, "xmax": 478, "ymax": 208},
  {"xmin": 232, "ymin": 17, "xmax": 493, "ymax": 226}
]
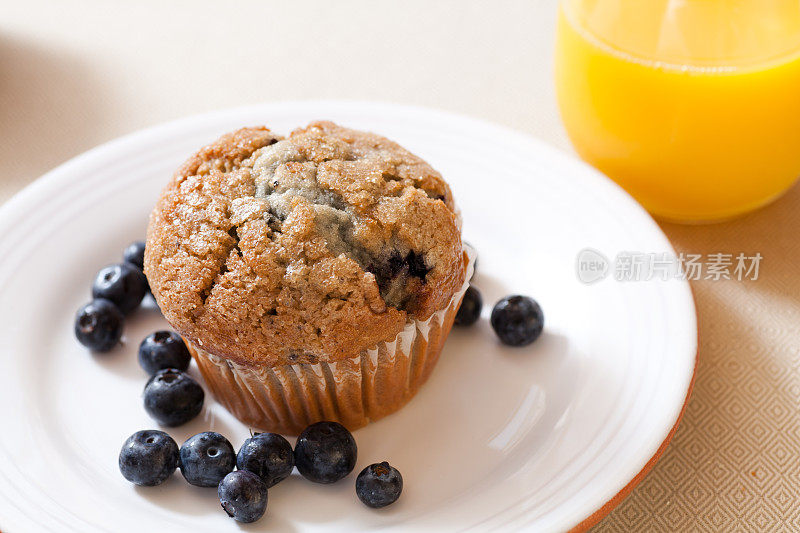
[
  {"xmin": 570, "ymin": 328, "xmax": 698, "ymax": 531},
  {"xmin": 0, "ymin": 100, "xmax": 698, "ymax": 532}
]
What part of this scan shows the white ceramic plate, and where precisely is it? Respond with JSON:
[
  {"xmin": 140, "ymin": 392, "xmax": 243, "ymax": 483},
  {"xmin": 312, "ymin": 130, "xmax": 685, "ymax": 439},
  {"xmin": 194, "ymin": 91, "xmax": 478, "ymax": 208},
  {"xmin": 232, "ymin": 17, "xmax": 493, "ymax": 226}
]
[{"xmin": 0, "ymin": 102, "xmax": 696, "ymax": 532}]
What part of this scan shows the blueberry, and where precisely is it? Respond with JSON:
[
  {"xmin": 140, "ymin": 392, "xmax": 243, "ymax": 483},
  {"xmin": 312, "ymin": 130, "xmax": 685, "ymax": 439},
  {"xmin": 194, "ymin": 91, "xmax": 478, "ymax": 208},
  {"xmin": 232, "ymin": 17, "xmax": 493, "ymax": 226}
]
[
  {"xmin": 237, "ymin": 433, "xmax": 294, "ymax": 488},
  {"xmin": 355, "ymin": 461, "xmax": 403, "ymax": 508},
  {"xmin": 179, "ymin": 431, "xmax": 236, "ymax": 487},
  {"xmin": 294, "ymin": 421, "xmax": 357, "ymax": 484},
  {"xmin": 123, "ymin": 241, "xmax": 146, "ymax": 270},
  {"xmin": 143, "ymin": 369, "xmax": 204, "ymax": 426},
  {"xmin": 138, "ymin": 331, "xmax": 191, "ymax": 375},
  {"xmin": 92, "ymin": 263, "xmax": 147, "ymax": 314},
  {"xmin": 122, "ymin": 241, "xmax": 151, "ymax": 295},
  {"xmin": 118, "ymin": 430, "xmax": 179, "ymax": 486},
  {"xmin": 454, "ymin": 285, "xmax": 482, "ymax": 326},
  {"xmin": 490, "ymin": 295, "xmax": 544, "ymax": 346},
  {"xmin": 218, "ymin": 470, "xmax": 268, "ymax": 523},
  {"xmin": 74, "ymin": 299, "xmax": 124, "ymax": 351}
]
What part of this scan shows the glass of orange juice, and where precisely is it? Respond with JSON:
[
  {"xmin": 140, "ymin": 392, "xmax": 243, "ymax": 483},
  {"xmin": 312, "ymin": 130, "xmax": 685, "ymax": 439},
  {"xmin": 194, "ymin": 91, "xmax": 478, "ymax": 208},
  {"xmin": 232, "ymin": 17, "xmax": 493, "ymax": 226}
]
[{"xmin": 555, "ymin": 0, "xmax": 800, "ymax": 223}]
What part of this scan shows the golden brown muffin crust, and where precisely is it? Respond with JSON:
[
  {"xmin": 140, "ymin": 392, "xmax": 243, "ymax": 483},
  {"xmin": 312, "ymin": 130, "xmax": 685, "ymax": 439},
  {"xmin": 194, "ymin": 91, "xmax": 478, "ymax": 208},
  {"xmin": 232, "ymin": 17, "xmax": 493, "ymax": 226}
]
[{"xmin": 145, "ymin": 122, "xmax": 465, "ymax": 367}]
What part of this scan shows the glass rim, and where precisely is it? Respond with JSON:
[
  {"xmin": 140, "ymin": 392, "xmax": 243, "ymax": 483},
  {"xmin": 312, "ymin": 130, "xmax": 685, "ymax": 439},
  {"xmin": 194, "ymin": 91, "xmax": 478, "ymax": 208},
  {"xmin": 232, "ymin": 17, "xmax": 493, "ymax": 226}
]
[{"xmin": 559, "ymin": 0, "xmax": 800, "ymax": 72}]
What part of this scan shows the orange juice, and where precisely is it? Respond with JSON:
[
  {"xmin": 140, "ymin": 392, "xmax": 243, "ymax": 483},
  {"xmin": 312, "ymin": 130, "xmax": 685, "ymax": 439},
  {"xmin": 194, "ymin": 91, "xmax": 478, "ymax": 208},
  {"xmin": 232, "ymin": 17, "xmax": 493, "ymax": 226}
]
[{"xmin": 555, "ymin": 0, "xmax": 800, "ymax": 222}]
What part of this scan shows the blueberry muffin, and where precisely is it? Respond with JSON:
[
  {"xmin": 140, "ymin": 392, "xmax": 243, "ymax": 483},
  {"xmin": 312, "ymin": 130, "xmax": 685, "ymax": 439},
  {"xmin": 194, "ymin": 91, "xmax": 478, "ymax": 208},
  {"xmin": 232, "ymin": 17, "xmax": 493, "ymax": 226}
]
[{"xmin": 145, "ymin": 121, "xmax": 473, "ymax": 434}]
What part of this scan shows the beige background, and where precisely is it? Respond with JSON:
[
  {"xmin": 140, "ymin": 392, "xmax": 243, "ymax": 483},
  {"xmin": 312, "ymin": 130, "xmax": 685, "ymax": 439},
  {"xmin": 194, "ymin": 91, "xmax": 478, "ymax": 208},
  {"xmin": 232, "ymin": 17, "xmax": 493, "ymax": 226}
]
[{"xmin": 3, "ymin": 1, "xmax": 800, "ymax": 530}]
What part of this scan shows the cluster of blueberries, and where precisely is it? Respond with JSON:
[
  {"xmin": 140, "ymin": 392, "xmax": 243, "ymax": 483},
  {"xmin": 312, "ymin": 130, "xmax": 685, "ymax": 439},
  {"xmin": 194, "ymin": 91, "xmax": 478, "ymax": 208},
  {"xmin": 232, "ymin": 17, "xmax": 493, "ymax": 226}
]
[
  {"xmin": 120, "ymin": 339, "xmax": 401, "ymax": 524},
  {"xmin": 71, "ymin": 240, "xmax": 208, "ymax": 426},
  {"xmin": 73, "ymin": 241, "xmax": 150, "ymax": 352},
  {"xmin": 119, "ymin": 421, "xmax": 401, "ymax": 523},
  {"xmin": 454, "ymin": 256, "xmax": 545, "ymax": 346}
]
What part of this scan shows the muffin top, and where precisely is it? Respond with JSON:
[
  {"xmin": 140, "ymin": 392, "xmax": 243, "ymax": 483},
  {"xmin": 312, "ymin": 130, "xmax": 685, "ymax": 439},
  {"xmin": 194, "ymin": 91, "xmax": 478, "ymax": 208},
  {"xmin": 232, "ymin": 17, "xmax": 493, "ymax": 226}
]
[{"xmin": 145, "ymin": 122, "xmax": 466, "ymax": 367}]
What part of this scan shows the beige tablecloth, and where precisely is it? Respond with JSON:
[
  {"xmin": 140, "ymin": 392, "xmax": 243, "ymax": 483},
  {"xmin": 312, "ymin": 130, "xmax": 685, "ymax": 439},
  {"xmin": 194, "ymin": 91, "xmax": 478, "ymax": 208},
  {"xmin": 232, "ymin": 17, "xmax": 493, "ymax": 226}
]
[{"xmin": 3, "ymin": 1, "xmax": 799, "ymax": 530}]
